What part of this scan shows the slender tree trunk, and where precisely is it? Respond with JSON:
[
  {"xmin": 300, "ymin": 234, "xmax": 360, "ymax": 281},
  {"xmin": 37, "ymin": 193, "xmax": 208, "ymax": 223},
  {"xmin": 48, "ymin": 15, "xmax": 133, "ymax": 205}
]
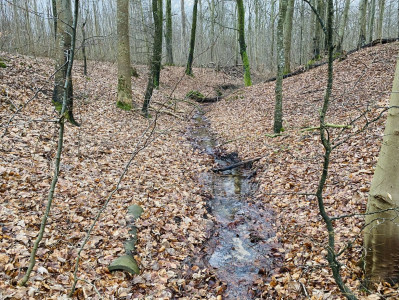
[
  {"xmin": 312, "ymin": 0, "xmax": 357, "ymax": 297},
  {"xmin": 274, "ymin": 0, "xmax": 288, "ymax": 133},
  {"xmin": 236, "ymin": 0, "xmax": 252, "ymax": 86},
  {"xmin": 337, "ymin": 0, "xmax": 350, "ymax": 52},
  {"xmin": 299, "ymin": 0, "xmax": 305, "ymax": 65},
  {"xmin": 376, "ymin": 0, "xmax": 385, "ymax": 40},
  {"xmin": 18, "ymin": 0, "xmax": 79, "ymax": 287},
  {"xmin": 210, "ymin": 0, "xmax": 215, "ymax": 62},
  {"xmin": 358, "ymin": 0, "xmax": 368, "ymax": 48},
  {"xmin": 165, "ymin": 0, "xmax": 173, "ymax": 65},
  {"xmin": 52, "ymin": 0, "xmax": 79, "ymax": 125},
  {"xmin": 364, "ymin": 54, "xmax": 399, "ymax": 285},
  {"xmin": 82, "ymin": 19, "xmax": 87, "ymax": 76},
  {"xmin": 368, "ymin": 0, "xmax": 376, "ymax": 43},
  {"xmin": 180, "ymin": 0, "xmax": 186, "ymax": 56},
  {"xmin": 284, "ymin": 0, "xmax": 295, "ymax": 74},
  {"xmin": 142, "ymin": 0, "xmax": 163, "ymax": 116},
  {"xmin": 117, "ymin": 0, "xmax": 133, "ymax": 110},
  {"xmin": 313, "ymin": 0, "xmax": 324, "ymax": 59},
  {"xmin": 270, "ymin": 0, "xmax": 276, "ymax": 62},
  {"xmin": 185, "ymin": 0, "xmax": 198, "ymax": 76},
  {"xmin": 153, "ymin": 0, "xmax": 162, "ymax": 88}
]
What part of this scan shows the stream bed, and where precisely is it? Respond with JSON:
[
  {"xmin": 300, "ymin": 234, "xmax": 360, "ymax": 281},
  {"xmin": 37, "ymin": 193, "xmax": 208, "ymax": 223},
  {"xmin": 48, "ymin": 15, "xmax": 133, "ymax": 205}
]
[{"xmin": 188, "ymin": 110, "xmax": 276, "ymax": 299}]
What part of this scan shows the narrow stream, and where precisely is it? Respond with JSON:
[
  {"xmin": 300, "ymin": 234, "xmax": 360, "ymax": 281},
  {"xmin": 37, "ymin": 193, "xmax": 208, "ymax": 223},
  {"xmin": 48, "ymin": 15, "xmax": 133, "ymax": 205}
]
[{"xmin": 189, "ymin": 110, "xmax": 275, "ymax": 299}]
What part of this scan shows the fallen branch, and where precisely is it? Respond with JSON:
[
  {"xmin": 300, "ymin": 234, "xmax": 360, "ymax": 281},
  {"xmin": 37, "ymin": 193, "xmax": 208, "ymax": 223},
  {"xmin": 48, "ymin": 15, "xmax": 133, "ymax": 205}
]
[
  {"xmin": 212, "ymin": 156, "xmax": 264, "ymax": 172},
  {"xmin": 300, "ymin": 123, "xmax": 352, "ymax": 132},
  {"xmin": 148, "ymin": 107, "xmax": 184, "ymax": 119}
]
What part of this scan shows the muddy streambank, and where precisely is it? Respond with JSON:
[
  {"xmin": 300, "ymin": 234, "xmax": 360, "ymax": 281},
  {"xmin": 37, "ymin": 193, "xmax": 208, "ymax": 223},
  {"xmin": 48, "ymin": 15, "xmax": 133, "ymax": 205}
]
[{"xmin": 187, "ymin": 109, "xmax": 277, "ymax": 299}]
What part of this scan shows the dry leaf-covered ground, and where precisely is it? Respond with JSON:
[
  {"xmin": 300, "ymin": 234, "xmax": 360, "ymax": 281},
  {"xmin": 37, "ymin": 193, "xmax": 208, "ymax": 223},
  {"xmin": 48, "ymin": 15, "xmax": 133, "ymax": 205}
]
[
  {"xmin": 207, "ymin": 42, "xmax": 399, "ymax": 299},
  {"xmin": 1, "ymin": 42, "xmax": 398, "ymax": 300},
  {"xmin": 0, "ymin": 53, "xmax": 241, "ymax": 299}
]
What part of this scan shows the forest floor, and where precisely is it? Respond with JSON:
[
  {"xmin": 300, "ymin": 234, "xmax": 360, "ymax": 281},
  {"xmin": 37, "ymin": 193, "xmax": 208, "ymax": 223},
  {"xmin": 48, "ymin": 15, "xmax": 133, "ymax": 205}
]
[{"xmin": 0, "ymin": 42, "xmax": 398, "ymax": 300}]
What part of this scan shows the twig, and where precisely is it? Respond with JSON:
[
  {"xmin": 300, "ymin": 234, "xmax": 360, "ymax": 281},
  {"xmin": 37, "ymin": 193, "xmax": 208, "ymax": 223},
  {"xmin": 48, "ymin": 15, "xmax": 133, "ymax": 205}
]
[{"xmin": 69, "ymin": 116, "xmax": 159, "ymax": 296}]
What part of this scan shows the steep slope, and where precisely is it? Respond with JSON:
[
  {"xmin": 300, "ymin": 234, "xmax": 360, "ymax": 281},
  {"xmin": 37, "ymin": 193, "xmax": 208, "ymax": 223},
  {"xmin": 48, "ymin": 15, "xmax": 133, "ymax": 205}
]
[{"xmin": 207, "ymin": 42, "xmax": 399, "ymax": 298}]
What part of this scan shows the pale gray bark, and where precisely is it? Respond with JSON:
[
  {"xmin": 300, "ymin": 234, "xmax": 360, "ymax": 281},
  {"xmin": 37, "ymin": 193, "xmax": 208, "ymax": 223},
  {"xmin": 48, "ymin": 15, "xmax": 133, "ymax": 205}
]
[
  {"xmin": 364, "ymin": 55, "xmax": 399, "ymax": 284},
  {"xmin": 116, "ymin": 0, "xmax": 133, "ymax": 109}
]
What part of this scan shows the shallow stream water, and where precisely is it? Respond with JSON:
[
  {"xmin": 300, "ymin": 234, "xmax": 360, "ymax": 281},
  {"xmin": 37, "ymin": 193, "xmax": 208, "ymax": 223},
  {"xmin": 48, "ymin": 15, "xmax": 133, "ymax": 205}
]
[{"xmin": 189, "ymin": 110, "xmax": 275, "ymax": 299}]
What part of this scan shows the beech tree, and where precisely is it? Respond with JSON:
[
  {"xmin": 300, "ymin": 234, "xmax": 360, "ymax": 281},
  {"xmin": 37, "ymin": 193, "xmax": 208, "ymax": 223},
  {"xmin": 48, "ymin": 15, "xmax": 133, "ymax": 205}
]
[
  {"xmin": 165, "ymin": 0, "xmax": 173, "ymax": 65},
  {"xmin": 358, "ymin": 0, "xmax": 368, "ymax": 48},
  {"xmin": 116, "ymin": 0, "xmax": 133, "ymax": 110},
  {"xmin": 364, "ymin": 55, "xmax": 399, "ymax": 284},
  {"xmin": 337, "ymin": 0, "xmax": 350, "ymax": 53},
  {"xmin": 377, "ymin": 0, "xmax": 385, "ymax": 40},
  {"xmin": 52, "ymin": 0, "xmax": 79, "ymax": 125},
  {"xmin": 284, "ymin": 0, "xmax": 295, "ymax": 74},
  {"xmin": 185, "ymin": 0, "xmax": 199, "ymax": 76},
  {"xmin": 236, "ymin": 0, "xmax": 252, "ymax": 86},
  {"xmin": 274, "ymin": 0, "xmax": 287, "ymax": 133}
]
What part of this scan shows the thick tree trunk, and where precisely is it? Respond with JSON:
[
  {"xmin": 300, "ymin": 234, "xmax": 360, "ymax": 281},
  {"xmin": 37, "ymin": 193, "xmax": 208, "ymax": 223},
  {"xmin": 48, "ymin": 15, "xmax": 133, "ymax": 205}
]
[
  {"xmin": 236, "ymin": 0, "xmax": 252, "ymax": 86},
  {"xmin": 165, "ymin": 0, "xmax": 173, "ymax": 65},
  {"xmin": 358, "ymin": 0, "xmax": 368, "ymax": 48},
  {"xmin": 185, "ymin": 0, "xmax": 198, "ymax": 76},
  {"xmin": 284, "ymin": 0, "xmax": 295, "ymax": 74},
  {"xmin": 274, "ymin": 0, "xmax": 288, "ymax": 133},
  {"xmin": 376, "ymin": 0, "xmax": 385, "ymax": 40},
  {"xmin": 53, "ymin": 0, "xmax": 79, "ymax": 126},
  {"xmin": 337, "ymin": 0, "xmax": 350, "ymax": 52},
  {"xmin": 364, "ymin": 55, "xmax": 399, "ymax": 285},
  {"xmin": 368, "ymin": 0, "xmax": 376, "ymax": 43},
  {"xmin": 116, "ymin": 0, "xmax": 133, "ymax": 110}
]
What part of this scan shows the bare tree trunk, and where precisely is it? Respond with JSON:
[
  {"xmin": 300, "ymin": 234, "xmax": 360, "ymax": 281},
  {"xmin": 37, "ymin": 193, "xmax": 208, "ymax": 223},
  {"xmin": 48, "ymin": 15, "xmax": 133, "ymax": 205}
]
[
  {"xmin": 284, "ymin": 0, "xmax": 295, "ymax": 74},
  {"xmin": 376, "ymin": 0, "xmax": 385, "ymax": 40},
  {"xmin": 180, "ymin": 0, "xmax": 186, "ymax": 57},
  {"xmin": 117, "ymin": 0, "xmax": 133, "ymax": 110},
  {"xmin": 210, "ymin": 0, "xmax": 215, "ymax": 62},
  {"xmin": 358, "ymin": 0, "xmax": 368, "ymax": 48},
  {"xmin": 165, "ymin": 0, "xmax": 173, "ymax": 65},
  {"xmin": 364, "ymin": 54, "xmax": 399, "ymax": 285},
  {"xmin": 185, "ymin": 0, "xmax": 198, "ymax": 76},
  {"xmin": 368, "ymin": 0, "xmax": 376, "ymax": 43},
  {"xmin": 142, "ymin": 0, "xmax": 163, "ymax": 116},
  {"xmin": 274, "ymin": 0, "xmax": 287, "ymax": 133},
  {"xmin": 337, "ymin": 0, "xmax": 350, "ymax": 52},
  {"xmin": 237, "ymin": 0, "xmax": 252, "ymax": 86},
  {"xmin": 52, "ymin": 0, "xmax": 79, "ymax": 125},
  {"xmin": 18, "ymin": 0, "xmax": 79, "ymax": 286}
]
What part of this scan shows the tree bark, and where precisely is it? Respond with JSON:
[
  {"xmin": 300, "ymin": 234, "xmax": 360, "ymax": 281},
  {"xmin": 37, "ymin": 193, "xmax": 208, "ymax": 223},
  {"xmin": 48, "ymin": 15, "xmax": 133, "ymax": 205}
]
[
  {"xmin": 358, "ymin": 0, "xmax": 368, "ymax": 48},
  {"xmin": 52, "ymin": 0, "xmax": 79, "ymax": 125},
  {"xmin": 185, "ymin": 0, "xmax": 198, "ymax": 76},
  {"xmin": 274, "ymin": 0, "xmax": 288, "ymax": 133},
  {"xmin": 364, "ymin": 54, "xmax": 399, "ymax": 285},
  {"xmin": 19, "ymin": 0, "xmax": 79, "ymax": 287},
  {"xmin": 284, "ymin": 0, "xmax": 295, "ymax": 74},
  {"xmin": 368, "ymin": 0, "xmax": 376, "ymax": 43},
  {"xmin": 165, "ymin": 0, "xmax": 173, "ymax": 65},
  {"xmin": 337, "ymin": 0, "xmax": 350, "ymax": 52},
  {"xmin": 117, "ymin": 0, "xmax": 133, "ymax": 110},
  {"xmin": 236, "ymin": 0, "xmax": 252, "ymax": 86},
  {"xmin": 376, "ymin": 0, "xmax": 385, "ymax": 40},
  {"xmin": 142, "ymin": 0, "xmax": 163, "ymax": 116}
]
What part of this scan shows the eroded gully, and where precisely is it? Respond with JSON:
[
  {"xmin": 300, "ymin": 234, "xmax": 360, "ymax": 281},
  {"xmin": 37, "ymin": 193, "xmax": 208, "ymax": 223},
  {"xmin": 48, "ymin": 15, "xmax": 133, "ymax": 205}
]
[{"xmin": 187, "ymin": 108, "xmax": 277, "ymax": 299}]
